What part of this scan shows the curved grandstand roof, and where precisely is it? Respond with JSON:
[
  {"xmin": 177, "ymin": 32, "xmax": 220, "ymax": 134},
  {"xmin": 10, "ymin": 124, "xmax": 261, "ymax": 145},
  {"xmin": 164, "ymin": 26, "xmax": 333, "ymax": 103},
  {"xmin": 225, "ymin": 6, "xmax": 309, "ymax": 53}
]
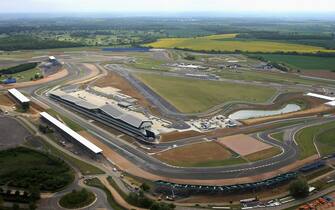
[
  {"xmin": 40, "ymin": 112, "xmax": 102, "ymax": 154},
  {"xmin": 50, "ymin": 91, "xmax": 153, "ymax": 129}
]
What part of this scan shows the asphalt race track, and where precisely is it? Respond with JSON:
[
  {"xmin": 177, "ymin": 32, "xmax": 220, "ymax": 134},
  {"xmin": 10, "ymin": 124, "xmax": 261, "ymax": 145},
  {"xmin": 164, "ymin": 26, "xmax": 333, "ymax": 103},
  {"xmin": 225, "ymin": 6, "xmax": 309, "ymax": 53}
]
[{"xmin": 18, "ymin": 57, "xmax": 335, "ymax": 181}]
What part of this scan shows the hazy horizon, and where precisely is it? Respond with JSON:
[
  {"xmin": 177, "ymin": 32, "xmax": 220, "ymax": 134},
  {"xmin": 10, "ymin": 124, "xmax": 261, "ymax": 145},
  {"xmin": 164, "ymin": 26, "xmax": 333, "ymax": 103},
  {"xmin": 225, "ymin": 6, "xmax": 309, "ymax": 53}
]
[{"xmin": 1, "ymin": 0, "xmax": 335, "ymax": 14}]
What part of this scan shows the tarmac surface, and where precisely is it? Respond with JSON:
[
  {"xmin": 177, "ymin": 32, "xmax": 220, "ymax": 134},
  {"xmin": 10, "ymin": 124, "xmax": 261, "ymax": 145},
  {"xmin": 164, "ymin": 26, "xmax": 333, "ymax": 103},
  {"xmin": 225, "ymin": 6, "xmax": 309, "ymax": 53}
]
[{"xmin": 0, "ymin": 115, "xmax": 32, "ymax": 149}]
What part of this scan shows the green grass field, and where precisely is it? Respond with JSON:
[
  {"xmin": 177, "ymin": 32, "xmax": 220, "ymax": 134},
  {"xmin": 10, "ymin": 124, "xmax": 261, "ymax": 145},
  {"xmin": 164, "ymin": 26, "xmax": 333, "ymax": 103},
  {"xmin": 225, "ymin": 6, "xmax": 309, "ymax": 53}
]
[
  {"xmin": 296, "ymin": 121, "xmax": 335, "ymax": 159},
  {"xmin": 244, "ymin": 147, "xmax": 282, "ymax": 162},
  {"xmin": 188, "ymin": 158, "xmax": 247, "ymax": 167},
  {"xmin": 145, "ymin": 34, "xmax": 335, "ymax": 53},
  {"xmin": 252, "ymin": 54, "xmax": 335, "ymax": 71},
  {"xmin": 46, "ymin": 109, "xmax": 84, "ymax": 132},
  {"xmin": 315, "ymin": 128, "xmax": 335, "ymax": 156},
  {"xmin": 135, "ymin": 73, "xmax": 277, "ymax": 113},
  {"xmin": 129, "ymin": 56, "xmax": 169, "ymax": 71},
  {"xmin": 59, "ymin": 188, "xmax": 95, "ymax": 209},
  {"xmin": 270, "ymin": 132, "xmax": 284, "ymax": 142},
  {"xmin": 10, "ymin": 68, "xmax": 42, "ymax": 82}
]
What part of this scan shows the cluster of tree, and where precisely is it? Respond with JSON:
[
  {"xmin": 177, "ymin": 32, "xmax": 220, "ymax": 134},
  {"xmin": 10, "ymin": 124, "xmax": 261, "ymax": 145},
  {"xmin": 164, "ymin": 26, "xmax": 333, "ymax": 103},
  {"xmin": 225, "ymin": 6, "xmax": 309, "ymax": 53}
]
[
  {"xmin": 237, "ymin": 31, "xmax": 334, "ymax": 40},
  {"xmin": 289, "ymin": 178, "xmax": 310, "ymax": 199},
  {"xmin": 126, "ymin": 191, "xmax": 175, "ymax": 210},
  {"xmin": 248, "ymin": 55, "xmax": 290, "ymax": 72},
  {"xmin": 0, "ymin": 62, "xmax": 38, "ymax": 75},
  {"xmin": 59, "ymin": 188, "xmax": 95, "ymax": 208},
  {"xmin": 0, "ymin": 186, "xmax": 39, "ymax": 209},
  {"xmin": 175, "ymin": 47, "xmax": 335, "ymax": 57},
  {"xmin": 184, "ymin": 54, "xmax": 196, "ymax": 60},
  {"xmin": 0, "ymin": 36, "xmax": 83, "ymax": 51},
  {"xmin": 39, "ymin": 124, "xmax": 54, "ymax": 134},
  {"xmin": 30, "ymin": 73, "xmax": 44, "ymax": 81},
  {"xmin": 0, "ymin": 147, "xmax": 73, "ymax": 192}
]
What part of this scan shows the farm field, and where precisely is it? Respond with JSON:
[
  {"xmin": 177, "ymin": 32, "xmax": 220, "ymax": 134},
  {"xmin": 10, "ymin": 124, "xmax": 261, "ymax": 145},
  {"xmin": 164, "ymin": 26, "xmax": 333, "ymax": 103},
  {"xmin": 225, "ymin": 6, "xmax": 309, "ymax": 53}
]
[
  {"xmin": 215, "ymin": 69, "xmax": 335, "ymax": 86},
  {"xmin": 153, "ymin": 141, "xmax": 246, "ymax": 167},
  {"xmin": 295, "ymin": 121, "xmax": 335, "ymax": 159},
  {"xmin": 135, "ymin": 73, "xmax": 277, "ymax": 113},
  {"xmin": 252, "ymin": 54, "xmax": 335, "ymax": 71},
  {"xmin": 145, "ymin": 34, "xmax": 335, "ymax": 53}
]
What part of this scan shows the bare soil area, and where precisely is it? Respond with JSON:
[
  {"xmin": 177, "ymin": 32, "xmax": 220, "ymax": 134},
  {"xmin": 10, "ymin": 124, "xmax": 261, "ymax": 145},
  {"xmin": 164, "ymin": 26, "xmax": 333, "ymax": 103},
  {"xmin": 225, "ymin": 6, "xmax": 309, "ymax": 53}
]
[
  {"xmin": 301, "ymin": 70, "xmax": 335, "ymax": 80},
  {"xmin": 159, "ymin": 130, "xmax": 204, "ymax": 143},
  {"xmin": 218, "ymin": 134, "xmax": 273, "ymax": 156},
  {"xmin": 93, "ymin": 71, "xmax": 160, "ymax": 116},
  {"xmin": 0, "ymin": 94, "xmax": 14, "ymax": 106}
]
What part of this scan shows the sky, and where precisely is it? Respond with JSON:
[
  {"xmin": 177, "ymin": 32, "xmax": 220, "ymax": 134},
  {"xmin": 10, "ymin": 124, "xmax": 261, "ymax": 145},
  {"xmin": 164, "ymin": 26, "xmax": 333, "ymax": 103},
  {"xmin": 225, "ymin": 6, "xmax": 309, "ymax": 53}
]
[{"xmin": 2, "ymin": 0, "xmax": 335, "ymax": 14}]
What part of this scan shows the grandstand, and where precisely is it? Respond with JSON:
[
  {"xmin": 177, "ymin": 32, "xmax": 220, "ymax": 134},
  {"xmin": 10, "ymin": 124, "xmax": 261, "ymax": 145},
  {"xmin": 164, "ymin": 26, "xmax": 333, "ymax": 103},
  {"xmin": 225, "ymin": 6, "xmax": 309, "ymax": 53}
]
[
  {"xmin": 40, "ymin": 112, "xmax": 103, "ymax": 156},
  {"xmin": 8, "ymin": 88, "xmax": 30, "ymax": 110},
  {"xmin": 49, "ymin": 90, "xmax": 156, "ymax": 143}
]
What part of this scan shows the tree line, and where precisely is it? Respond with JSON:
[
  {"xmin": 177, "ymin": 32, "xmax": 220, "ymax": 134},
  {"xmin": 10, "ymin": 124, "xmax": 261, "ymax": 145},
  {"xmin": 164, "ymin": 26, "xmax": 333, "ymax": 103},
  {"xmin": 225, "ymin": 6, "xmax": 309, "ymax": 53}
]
[{"xmin": 0, "ymin": 62, "xmax": 38, "ymax": 75}]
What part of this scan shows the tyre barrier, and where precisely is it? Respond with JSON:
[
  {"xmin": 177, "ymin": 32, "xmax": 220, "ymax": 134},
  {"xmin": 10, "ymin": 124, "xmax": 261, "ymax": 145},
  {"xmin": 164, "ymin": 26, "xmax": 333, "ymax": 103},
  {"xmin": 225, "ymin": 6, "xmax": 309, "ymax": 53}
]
[
  {"xmin": 155, "ymin": 172, "xmax": 298, "ymax": 196},
  {"xmin": 298, "ymin": 160, "xmax": 326, "ymax": 173}
]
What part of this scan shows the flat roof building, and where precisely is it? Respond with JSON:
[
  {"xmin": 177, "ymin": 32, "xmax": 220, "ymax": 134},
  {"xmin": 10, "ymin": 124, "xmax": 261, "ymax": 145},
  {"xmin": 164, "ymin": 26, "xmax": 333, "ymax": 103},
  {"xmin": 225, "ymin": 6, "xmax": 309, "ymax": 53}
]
[
  {"xmin": 40, "ymin": 112, "xmax": 103, "ymax": 155},
  {"xmin": 306, "ymin": 92, "xmax": 335, "ymax": 107},
  {"xmin": 306, "ymin": 93, "xmax": 335, "ymax": 101},
  {"xmin": 8, "ymin": 88, "xmax": 30, "ymax": 109}
]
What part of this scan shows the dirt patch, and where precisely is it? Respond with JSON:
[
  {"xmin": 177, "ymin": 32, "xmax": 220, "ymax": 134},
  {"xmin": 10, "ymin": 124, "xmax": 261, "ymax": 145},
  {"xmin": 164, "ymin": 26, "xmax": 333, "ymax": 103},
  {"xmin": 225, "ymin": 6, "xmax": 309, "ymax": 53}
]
[
  {"xmin": 242, "ymin": 105, "xmax": 334, "ymax": 125},
  {"xmin": 301, "ymin": 70, "xmax": 335, "ymax": 80},
  {"xmin": 160, "ymin": 130, "xmax": 203, "ymax": 143},
  {"xmin": 245, "ymin": 147, "xmax": 281, "ymax": 162},
  {"xmin": 30, "ymin": 101, "xmax": 46, "ymax": 112},
  {"xmin": 218, "ymin": 134, "xmax": 272, "ymax": 156},
  {"xmin": 153, "ymin": 141, "xmax": 232, "ymax": 167},
  {"xmin": 93, "ymin": 71, "xmax": 160, "ymax": 116},
  {"xmin": 0, "ymin": 94, "xmax": 14, "ymax": 106}
]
